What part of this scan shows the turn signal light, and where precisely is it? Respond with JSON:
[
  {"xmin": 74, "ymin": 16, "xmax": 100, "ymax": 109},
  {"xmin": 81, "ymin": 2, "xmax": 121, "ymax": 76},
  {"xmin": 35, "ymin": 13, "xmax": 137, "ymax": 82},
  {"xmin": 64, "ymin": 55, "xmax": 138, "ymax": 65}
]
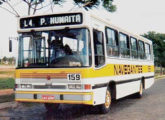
[{"xmin": 84, "ymin": 84, "xmax": 91, "ymax": 90}]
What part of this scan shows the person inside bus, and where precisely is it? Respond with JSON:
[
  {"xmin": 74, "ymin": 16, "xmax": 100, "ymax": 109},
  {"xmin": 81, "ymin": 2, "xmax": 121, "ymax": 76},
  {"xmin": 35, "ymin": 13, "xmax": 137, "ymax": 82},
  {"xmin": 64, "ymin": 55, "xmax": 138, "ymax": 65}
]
[
  {"xmin": 50, "ymin": 36, "xmax": 66, "ymax": 63},
  {"xmin": 64, "ymin": 44, "xmax": 72, "ymax": 55}
]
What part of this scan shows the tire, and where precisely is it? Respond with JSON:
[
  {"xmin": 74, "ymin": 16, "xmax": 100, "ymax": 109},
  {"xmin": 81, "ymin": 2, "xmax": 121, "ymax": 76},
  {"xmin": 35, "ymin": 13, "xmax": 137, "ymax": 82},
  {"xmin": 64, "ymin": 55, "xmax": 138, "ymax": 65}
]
[
  {"xmin": 99, "ymin": 87, "xmax": 112, "ymax": 114},
  {"xmin": 135, "ymin": 82, "xmax": 143, "ymax": 98},
  {"xmin": 44, "ymin": 103, "xmax": 60, "ymax": 111}
]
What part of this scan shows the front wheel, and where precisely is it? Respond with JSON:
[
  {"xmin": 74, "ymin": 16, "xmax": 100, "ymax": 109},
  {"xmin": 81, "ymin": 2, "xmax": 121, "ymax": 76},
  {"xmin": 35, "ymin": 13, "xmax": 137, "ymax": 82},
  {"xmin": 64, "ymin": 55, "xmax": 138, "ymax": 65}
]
[
  {"xmin": 99, "ymin": 88, "xmax": 112, "ymax": 114},
  {"xmin": 44, "ymin": 103, "xmax": 60, "ymax": 111}
]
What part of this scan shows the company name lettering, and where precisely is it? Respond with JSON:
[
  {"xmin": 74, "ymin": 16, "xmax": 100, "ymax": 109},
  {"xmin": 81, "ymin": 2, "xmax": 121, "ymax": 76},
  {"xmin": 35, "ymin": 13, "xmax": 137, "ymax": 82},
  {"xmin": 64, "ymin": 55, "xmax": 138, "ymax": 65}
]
[{"xmin": 114, "ymin": 64, "xmax": 143, "ymax": 75}]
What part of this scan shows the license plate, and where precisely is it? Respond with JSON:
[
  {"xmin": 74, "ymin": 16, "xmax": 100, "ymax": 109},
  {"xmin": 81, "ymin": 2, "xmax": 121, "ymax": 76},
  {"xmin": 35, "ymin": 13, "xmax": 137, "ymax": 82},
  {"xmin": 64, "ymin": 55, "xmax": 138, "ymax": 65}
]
[{"xmin": 42, "ymin": 95, "xmax": 55, "ymax": 100}]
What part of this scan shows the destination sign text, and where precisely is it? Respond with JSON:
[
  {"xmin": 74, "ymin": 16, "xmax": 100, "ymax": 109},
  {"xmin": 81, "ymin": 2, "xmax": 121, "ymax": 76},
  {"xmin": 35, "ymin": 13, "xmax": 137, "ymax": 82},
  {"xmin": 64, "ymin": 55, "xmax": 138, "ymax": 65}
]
[{"xmin": 20, "ymin": 13, "xmax": 83, "ymax": 29}]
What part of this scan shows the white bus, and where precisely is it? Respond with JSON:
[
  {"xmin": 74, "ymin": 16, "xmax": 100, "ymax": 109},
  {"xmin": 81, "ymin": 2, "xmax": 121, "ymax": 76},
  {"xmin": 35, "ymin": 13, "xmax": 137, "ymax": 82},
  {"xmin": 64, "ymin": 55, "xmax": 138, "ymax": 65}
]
[{"xmin": 11, "ymin": 10, "xmax": 154, "ymax": 113}]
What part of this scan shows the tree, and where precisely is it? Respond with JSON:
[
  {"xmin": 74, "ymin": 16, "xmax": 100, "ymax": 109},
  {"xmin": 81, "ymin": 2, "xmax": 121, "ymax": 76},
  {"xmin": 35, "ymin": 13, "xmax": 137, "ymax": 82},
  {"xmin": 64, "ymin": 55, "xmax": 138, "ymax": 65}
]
[
  {"xmin": 73, "ymin": 0, "xmax": 116, "ymax": 12},
  {"xmin": 0, "ymin": 0, "xmax": 116, "ymax": 17},
  {"xmin": 142, "ymin": 31, "xmax": 165, "ymax": 74},
  {"xmin": 8, "ymin": 57, "xmax": 15, "ymax": 64},
  {"xmin": 2, "ymin": 56, "xmax": 7, "ymax": 62}
]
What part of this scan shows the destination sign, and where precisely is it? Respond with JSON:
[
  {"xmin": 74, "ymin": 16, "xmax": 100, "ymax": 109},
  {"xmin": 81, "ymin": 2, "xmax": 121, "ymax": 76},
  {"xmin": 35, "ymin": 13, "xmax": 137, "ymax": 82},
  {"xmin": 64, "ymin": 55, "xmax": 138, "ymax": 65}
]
[{"xmin": 20, "ymin": 13, "xmax": 83, "ymax": 29}]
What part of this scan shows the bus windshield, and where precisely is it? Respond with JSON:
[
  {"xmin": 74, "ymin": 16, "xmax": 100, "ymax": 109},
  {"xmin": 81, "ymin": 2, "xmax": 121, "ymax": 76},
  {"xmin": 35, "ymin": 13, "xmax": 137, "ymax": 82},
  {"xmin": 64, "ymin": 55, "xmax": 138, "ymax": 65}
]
[{"xmin": 17, "ymin": 28, "xmax": 91, "ymax": 68}]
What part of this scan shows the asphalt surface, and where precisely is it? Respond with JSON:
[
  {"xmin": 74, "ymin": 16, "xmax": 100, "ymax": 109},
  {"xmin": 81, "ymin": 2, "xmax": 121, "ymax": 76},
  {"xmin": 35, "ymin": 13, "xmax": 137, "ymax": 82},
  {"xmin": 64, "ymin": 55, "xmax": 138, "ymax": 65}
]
[{"xmin": 0, "ymin": 79, "xmax": 165, "ymax": 120}]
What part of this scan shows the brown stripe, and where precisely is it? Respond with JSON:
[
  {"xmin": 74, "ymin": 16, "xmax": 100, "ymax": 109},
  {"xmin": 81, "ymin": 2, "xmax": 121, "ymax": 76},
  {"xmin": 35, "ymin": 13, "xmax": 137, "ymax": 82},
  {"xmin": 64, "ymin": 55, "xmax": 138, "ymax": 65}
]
[{"xmin": 20, "ymin": 73, "xmax": 68, "ymax": 79}]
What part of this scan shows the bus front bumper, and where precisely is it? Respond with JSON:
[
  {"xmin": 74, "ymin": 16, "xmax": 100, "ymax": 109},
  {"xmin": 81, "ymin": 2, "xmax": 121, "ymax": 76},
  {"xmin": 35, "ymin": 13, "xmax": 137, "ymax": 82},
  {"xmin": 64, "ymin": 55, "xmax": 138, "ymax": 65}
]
[{"xmin": 15, "ymin": 91, "xmax": 93, "ymax": 105}]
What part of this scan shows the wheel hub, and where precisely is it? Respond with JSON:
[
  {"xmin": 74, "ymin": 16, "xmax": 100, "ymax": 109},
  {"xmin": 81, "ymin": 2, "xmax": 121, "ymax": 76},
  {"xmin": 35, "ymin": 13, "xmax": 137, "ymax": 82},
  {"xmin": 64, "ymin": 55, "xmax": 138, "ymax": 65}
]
[{"xmin": 105, "ymin": 90, "xmax": 111, "ymax": 109}]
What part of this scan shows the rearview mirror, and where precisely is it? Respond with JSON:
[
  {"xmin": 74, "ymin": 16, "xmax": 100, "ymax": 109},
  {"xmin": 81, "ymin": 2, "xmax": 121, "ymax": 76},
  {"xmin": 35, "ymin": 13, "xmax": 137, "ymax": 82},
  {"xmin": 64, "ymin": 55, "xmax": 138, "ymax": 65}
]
[{"xmin": 9, "ymin": 39, "xmax": 12, "ymax": 52}]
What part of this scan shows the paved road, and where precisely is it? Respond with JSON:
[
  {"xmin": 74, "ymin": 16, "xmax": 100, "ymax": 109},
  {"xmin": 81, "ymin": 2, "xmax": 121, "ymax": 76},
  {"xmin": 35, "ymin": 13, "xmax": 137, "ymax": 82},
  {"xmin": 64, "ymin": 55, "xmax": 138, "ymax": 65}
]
[{"xmin": 0, "ymin": 79, "xmax": 165, "ymax": 120}]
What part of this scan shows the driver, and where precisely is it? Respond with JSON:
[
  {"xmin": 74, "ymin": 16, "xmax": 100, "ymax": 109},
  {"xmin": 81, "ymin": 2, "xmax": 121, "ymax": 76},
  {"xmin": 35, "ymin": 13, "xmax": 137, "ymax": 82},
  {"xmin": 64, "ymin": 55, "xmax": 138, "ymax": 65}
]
[{"xmin": 50, "ymin": 36, "xmax": 65, "ymax": 62}]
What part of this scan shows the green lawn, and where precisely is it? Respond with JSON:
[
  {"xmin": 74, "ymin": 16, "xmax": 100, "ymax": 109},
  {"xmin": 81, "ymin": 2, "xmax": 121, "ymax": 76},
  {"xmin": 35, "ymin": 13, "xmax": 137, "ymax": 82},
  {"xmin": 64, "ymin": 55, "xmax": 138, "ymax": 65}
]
[
  {"xmin": 0, "ymin": 78, "xmax": 15, "ymax": 89},
  {"xmin": 0, "ymin": 71, "xmax": 15, "ymax": 74}
]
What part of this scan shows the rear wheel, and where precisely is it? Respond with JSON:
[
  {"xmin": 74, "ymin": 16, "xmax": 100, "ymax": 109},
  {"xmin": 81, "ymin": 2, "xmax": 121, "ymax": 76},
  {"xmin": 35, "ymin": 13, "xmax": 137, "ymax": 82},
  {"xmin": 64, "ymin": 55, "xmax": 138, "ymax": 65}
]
[
  {"xmin": 99, "ymin": 88, "xmax": 112, "ymax": 114},
  {"xmin": 44, "ymin": 103, "xmax": 60, "ymax": 111},
  {"xmin": 135, "ymin": 82, "xmax": 143, "ymax": 98}
]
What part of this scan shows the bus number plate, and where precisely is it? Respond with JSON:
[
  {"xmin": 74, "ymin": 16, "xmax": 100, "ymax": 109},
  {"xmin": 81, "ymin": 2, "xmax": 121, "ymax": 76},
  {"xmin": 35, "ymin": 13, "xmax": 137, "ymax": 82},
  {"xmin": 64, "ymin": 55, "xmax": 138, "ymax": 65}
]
[
  {"xmin": 67, "ymin": 74, "xmax": 81, "ymax": 81},
  {"xmin": 42, "ymin": 95, "xmax": 55, "ymax": 100}
]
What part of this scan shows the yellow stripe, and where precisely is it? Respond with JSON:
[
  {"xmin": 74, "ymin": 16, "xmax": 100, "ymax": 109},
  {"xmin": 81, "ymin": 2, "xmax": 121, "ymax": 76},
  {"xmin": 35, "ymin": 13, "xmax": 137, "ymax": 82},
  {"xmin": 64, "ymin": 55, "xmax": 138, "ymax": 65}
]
[
  {"xmin": 15, "ymin": 64, "xmax": 154, "ymax": 79},
  {"xmin": 15, "ymin": 99, "xmax": 93, "ymax": 105}
]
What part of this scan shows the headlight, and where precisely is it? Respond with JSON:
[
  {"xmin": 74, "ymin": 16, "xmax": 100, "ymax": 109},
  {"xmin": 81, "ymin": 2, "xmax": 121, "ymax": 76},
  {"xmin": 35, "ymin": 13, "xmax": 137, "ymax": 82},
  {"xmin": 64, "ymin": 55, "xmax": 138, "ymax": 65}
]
[
  {"xmin": 68, "ymin": 84, "xmax": 82, "ymax": 89},
  {"xmin": 21, "ymin": 84, "xmax": 26, "ymax": 88},
  {"xmin": 75, "ymin": 84, "xmax": 82, "ymax": 89},
  {"xmin": 68, "ymin": 84, "xmax": 75, "ymax": 89},
  {"xmin": 26, "ymin": 84, "xmax": 32, "ymax": 88},
  {"xmin": 21, "ymin": 84, "xmax": 32, "ymax": 89}
]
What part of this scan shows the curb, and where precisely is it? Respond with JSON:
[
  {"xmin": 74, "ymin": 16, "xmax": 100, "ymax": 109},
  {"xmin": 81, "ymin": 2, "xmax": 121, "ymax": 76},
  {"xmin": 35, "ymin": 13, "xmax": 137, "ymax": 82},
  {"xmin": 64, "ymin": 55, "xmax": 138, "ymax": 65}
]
[
  {"xmin": 0, "ymin": 101, "xmax": 18, "ymax": 110},
  {"xmin": 155, "ymin": 75, "xmax": 165, "ymax": 80}
]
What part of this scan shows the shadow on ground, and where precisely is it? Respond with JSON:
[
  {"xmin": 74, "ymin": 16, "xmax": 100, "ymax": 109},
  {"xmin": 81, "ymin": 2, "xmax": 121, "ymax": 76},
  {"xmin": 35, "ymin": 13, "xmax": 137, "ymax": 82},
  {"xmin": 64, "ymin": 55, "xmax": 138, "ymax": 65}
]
[{"xmin": 0, "ymin": 91, "xmax": 150, "ymax": 120}]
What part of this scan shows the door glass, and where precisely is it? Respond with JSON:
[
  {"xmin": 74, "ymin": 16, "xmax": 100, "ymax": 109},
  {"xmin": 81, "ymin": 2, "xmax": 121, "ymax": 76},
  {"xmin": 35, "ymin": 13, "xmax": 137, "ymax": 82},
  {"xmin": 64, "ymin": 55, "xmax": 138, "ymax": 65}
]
[{"xmin": 93, "ymin": 29, "xmax": 105, "ymax": 67}]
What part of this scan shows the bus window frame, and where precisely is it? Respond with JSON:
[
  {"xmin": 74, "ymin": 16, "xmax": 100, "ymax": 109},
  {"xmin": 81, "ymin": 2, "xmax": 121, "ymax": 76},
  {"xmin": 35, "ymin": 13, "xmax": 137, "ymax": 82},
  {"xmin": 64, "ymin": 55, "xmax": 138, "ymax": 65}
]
[
  {"xmin": 105, "ymin": 26, "xmax": 119, "ymax": 58},
  {"xmin": 93, "ymin": 29, "xmax": 106, "ymax": 69},
  {"xmin": 150, "ymin": 44, "xmax": 154, "ymax": 61},
  {"xmin": 144, "ymin": 42, "xmax": 151, "ymax": 61},
  {"xmin": 130, "ymin": 36, "xmax": 138, "ymax": 59},
  {"xmin": 119, "ymin": 32, "xmax": 130, "ymax": 58},
  {"xmin": 138, "ymin": 40, "xmax": 145, "ymax": 60}
]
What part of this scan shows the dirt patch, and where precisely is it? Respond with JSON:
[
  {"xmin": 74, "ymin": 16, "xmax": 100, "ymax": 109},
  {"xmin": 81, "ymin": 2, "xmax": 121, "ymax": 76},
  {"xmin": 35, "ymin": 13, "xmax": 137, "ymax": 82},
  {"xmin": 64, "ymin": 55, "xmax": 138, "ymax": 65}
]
[
  {"xmin": 0, "ymin": 74, "xmax": 14, "ymax": 78},
  {"xmin": 0, "ymin": 65, "xmax": 15, "ymax": 69},
  {"xmin": 0, "ymin": 65, "xmax": 15, "ymax": 78},
  {"xmin": 0, "ymin": 89, "xmax": 14, "ymax": 96}
]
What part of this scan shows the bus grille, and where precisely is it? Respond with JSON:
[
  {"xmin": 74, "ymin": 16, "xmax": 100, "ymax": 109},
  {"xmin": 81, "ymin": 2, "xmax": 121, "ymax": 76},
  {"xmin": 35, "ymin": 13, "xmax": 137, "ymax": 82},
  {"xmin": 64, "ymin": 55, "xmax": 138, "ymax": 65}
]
[
  {"xmin": 20, "ymin": 73, "xmax": 68, "ymax": 79},
  {"xmin": 33, "ymin": 85, "xmax": 66, "ymax": 89}
]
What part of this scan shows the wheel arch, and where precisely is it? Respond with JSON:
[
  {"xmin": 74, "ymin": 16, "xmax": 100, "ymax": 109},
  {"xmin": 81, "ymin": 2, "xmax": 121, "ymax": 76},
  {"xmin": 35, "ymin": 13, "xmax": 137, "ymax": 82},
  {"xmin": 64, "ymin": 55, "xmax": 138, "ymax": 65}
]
[
  {"xmin": 108, "ymin": 81, "xmax": 116, "ymax": 100},
  {"xmin": 141, "ymin": 76, "xmax": 145, "ymax": 89}
]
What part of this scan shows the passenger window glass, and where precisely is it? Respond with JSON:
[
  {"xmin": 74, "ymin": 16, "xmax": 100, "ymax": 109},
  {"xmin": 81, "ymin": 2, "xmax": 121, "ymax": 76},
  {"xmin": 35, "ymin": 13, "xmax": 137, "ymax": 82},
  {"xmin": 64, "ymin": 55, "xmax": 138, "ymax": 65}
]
[
  {"xmin": 145, "ymin": 43, "xmax": 151, "ymax": 60},
  {"xmin": 138, "ymin": 41, "xmax": 145, "ymax": 59},
  {"xmin": 119, "ymin": 33, "xmax": 130, "ymax": 58},
  {"xmin": 106, "ymin": 28, "xmax": 119, "ymax": 57},
  {"xmin": 130, "ymin": 37, "xmax": 138, "ymax": 59},
  {"xmin": 93, "ymin": 29, "xmax": 105, "ymax": 67}
]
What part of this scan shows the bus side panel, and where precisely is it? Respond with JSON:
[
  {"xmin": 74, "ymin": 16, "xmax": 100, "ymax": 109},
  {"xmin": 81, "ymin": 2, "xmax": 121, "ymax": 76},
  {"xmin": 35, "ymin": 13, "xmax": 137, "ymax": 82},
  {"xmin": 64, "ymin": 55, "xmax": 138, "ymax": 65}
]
[
  {"xmin": 116, "ymin": 80, "xmax": 141, "ymax": 99},
  {"xmin": 145, "ymin": 78, "xmax": 154, "ymax": 89},
  {"xmin": 93, "ymin": 87, "xmax": 107, "ymax": 105}
]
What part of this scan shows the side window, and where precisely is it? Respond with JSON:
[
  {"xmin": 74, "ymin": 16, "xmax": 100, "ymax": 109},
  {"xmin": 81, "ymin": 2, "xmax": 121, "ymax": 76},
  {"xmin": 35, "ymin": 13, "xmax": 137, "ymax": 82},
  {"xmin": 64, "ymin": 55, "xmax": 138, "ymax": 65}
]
[
  {"xmin": 93, "ymin": 29, "xmax": 105, "ymax": 67},
  {"xmin": 138, "ymin": 40, "xmax": 145, "ymax": 59},
  {"xmin": 145, "ymin": 43, "xmax": 151, "ymax": 60},
  {"xmin": 150, "ymin": 44, "xmax": 154, "ymax": 60},
  {"xmin": 119, "ymin": 33, "xmax": 130, "ymax": 58},
  {"xmin": 106, "ymin": 27, "xmax": 119, "ymax": 57},
  {"xmin": 130, "ymin": 37, "xmax": 138, "ymax": 59}
]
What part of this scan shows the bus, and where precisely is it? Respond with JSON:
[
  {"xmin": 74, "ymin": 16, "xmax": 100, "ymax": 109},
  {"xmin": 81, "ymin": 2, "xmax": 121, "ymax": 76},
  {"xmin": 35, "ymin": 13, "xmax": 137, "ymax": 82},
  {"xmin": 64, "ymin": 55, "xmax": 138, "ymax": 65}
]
[{"xmin": 11, "ymin": 10, "xmax": 154, "ymax": 113}]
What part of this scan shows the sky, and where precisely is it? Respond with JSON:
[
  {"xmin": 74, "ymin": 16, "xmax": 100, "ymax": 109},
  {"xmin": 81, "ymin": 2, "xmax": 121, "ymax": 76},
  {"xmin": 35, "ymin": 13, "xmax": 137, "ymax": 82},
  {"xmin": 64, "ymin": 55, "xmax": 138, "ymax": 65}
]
[{"xmin": 0, "ymin": 0, "xmax": 165, "ymax": 57}]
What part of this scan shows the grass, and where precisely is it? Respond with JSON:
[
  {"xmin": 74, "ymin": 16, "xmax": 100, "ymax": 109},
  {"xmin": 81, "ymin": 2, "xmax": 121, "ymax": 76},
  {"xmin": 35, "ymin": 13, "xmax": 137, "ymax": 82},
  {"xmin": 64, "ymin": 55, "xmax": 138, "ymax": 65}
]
[
  {"xmin": 0, "ymin": 65, "xmax": 15, "ymax": 103},
  {"xmin": 0, "ymin": 71, "xmax": 15, "ymax": 74},
  {"xmin": 0, "ymin": 65, "xmax": 15, "ymax": 90},
  {"xmin": 0, "ymin": 78, "xmax": 15, "ymax": 89}
]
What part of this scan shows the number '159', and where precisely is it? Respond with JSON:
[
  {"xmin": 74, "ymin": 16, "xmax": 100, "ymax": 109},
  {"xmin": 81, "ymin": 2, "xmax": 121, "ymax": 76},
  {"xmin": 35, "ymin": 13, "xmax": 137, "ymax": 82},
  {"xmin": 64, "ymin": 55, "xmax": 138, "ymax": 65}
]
[{"xmin": 67, "ymin": 74, "xmax": 81, "ymax": 81}]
